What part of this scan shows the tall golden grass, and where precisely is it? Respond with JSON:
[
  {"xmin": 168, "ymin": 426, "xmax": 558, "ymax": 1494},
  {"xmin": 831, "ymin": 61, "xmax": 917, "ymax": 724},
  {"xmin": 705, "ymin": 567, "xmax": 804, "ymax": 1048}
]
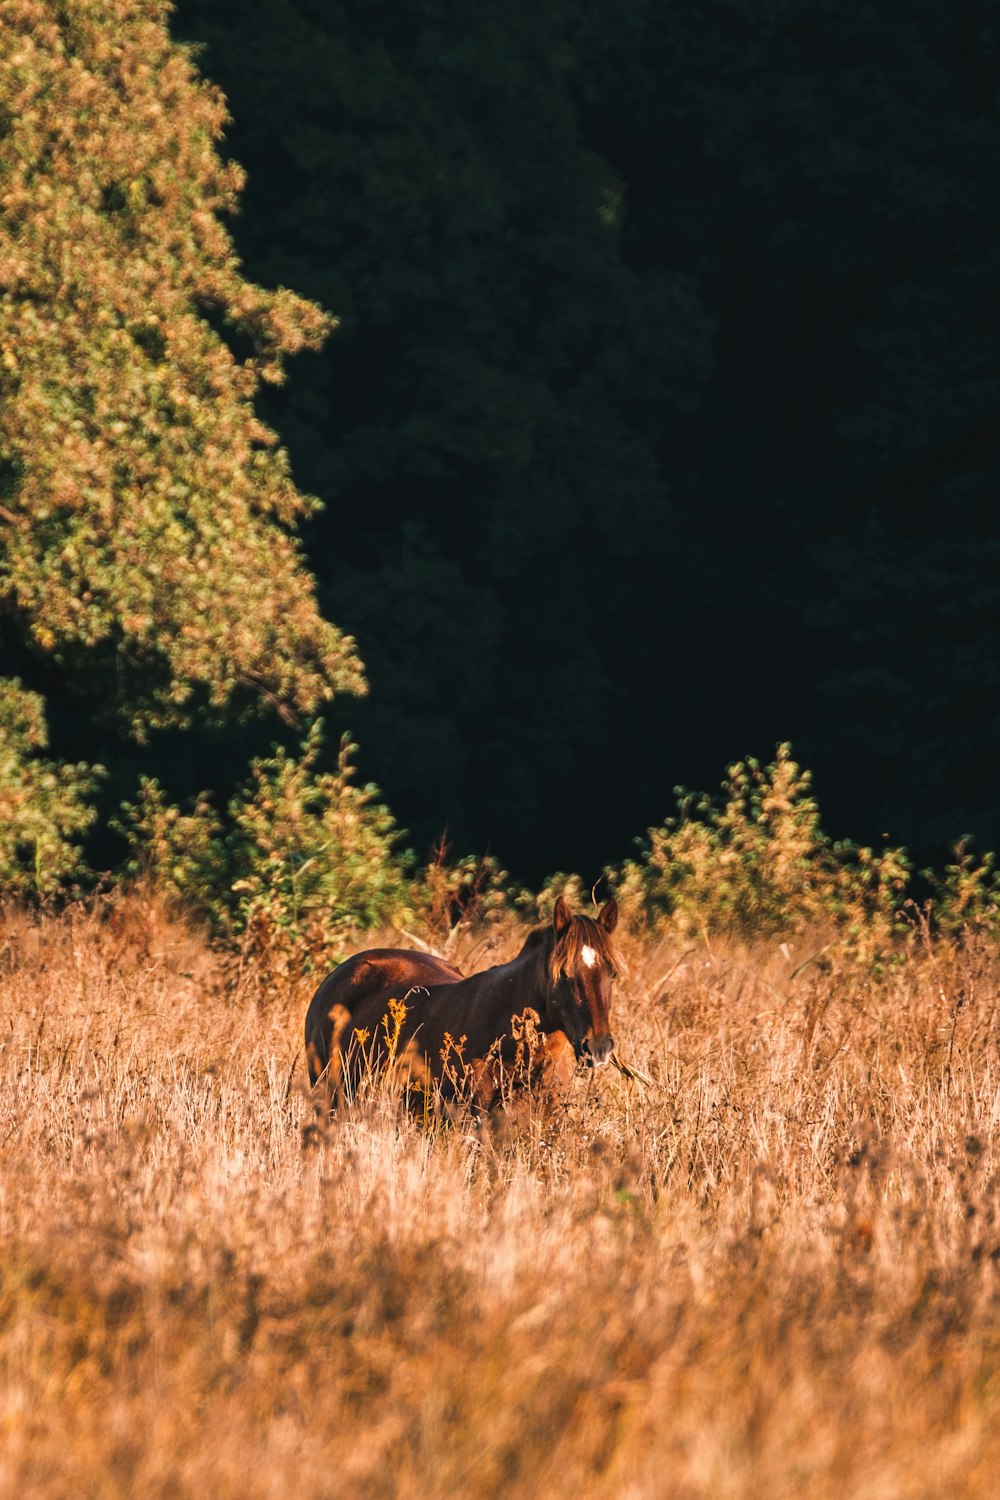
[{"xmin": 2, "ymin": 895, "xmax": 999, "ymax": 1497}]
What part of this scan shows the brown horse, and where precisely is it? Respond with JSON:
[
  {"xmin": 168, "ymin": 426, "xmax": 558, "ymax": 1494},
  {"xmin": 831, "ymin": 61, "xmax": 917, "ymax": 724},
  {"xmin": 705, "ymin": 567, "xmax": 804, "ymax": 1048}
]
[{"xmin": 304, "ymin": 896, "xmax": 624, "ymax": 1111}]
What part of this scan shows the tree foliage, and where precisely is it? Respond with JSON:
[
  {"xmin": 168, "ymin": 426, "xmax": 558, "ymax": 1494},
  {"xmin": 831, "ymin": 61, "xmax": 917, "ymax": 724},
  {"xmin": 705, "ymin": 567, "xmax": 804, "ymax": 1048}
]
[{"xmin": 0, "ymin": 0, "xmax": 363, "ymax": 737}]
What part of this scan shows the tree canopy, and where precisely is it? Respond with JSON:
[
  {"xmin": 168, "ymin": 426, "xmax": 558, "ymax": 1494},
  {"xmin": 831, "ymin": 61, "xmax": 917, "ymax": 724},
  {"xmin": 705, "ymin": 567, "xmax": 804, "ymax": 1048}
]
[{"xmin": 0, "ymin": 0, "xmax": 363, "ymax": 742}]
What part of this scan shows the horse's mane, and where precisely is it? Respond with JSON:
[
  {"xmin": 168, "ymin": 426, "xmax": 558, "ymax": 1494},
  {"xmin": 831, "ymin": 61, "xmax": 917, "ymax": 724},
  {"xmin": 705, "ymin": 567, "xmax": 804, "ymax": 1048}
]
[{"xmin": 547, "ymin": 913, "xmax": 627, "ymax": 981}]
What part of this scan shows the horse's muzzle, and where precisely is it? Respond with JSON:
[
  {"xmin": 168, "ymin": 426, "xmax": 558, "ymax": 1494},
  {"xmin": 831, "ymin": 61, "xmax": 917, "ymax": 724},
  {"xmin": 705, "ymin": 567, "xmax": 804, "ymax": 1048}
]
[{"xmin": 581, "ymin": 1035, "xmax": 615, "ymax": 1068}]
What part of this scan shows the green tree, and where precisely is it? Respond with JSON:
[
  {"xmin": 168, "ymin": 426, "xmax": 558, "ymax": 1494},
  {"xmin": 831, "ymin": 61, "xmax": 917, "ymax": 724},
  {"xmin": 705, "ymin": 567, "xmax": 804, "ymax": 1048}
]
[{"xmin": 0, "ymin": 0, "xmax": 363, "ymax": 743}]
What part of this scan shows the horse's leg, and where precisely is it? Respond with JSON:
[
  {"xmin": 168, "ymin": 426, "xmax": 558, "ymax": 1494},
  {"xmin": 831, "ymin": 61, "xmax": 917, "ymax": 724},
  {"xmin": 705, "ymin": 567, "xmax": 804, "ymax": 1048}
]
[
  {"xmin": 469, "ymin": 1056, "xmax": 503, "ymax": 1113},
  {"xmin": 470, "ymin": 1030, "xmax": 576, "ymax": 1113},
  {"xmin": 389, "ymin": 1038, "xmax": 434, "ymax": 1112},
  {"xmin": 308, "ymin": 1003, "xmax": 354, "ymax": 1108},
  {"xmin": 535, "ymin": 1031, "xmax": 576, "ymax": 1104}
]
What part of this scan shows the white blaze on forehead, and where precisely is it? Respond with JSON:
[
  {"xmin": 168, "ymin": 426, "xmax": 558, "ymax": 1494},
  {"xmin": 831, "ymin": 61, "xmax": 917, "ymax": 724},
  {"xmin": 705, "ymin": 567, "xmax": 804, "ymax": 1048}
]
[{"xmin": 581, "ymin": 945, "xmax": 598, "ymax": 969}]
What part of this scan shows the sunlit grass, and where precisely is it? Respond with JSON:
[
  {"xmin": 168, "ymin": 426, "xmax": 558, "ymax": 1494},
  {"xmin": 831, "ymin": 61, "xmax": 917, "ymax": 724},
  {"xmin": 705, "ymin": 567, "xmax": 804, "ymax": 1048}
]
[{"xmin": 1, "ymin": 897, "xmax": 999, "ymax": 1496}]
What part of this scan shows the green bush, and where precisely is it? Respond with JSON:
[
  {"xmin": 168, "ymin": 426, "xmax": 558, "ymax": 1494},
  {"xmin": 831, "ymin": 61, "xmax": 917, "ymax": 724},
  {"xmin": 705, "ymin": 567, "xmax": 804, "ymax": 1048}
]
[
  {"xmin": 228, "ymin": 723, "xmax": 411, "ymax": 967},
  {"xmin": 923, "ymin": 839, "xmax": 1000, "ymax": 937},
  {"xmin": 117, "ymin": 721, "xmax": 411, "ymax": 971},
  {"xmin": 115, "ymin": 778, "xmax": 226, "ymax": 916},
  {"xmin": 0, "ymin": 678, "xmax": 101, "ymax": 896},
  {"xmin": 616, "ymin": 744, "xmax": 911, "ymax": 943},
  {"xmin": 107, "ymin": 739, "xmax": 1000, "ymax": 955}
]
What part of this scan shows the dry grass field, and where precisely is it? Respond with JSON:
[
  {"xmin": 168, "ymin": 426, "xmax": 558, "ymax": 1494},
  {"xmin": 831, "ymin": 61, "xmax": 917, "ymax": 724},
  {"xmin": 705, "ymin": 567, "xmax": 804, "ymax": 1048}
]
[{"xmin": 2, "ymin": 895, "xmax": 1000, "ymax": 1497}]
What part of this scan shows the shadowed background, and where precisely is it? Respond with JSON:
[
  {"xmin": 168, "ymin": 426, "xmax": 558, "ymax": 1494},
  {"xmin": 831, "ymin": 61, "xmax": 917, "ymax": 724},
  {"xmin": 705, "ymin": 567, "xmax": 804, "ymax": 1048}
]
[{"xmin": 88, "ymin": 0, "xmax": 1000, "ymax": 880}]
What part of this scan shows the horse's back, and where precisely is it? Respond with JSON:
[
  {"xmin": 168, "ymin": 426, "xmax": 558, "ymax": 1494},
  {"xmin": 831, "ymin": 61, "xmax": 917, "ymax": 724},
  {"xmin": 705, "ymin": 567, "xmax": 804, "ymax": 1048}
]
[{"xmin": 305, "ymin": 948, "xmax": 464, "ymax": 1083}]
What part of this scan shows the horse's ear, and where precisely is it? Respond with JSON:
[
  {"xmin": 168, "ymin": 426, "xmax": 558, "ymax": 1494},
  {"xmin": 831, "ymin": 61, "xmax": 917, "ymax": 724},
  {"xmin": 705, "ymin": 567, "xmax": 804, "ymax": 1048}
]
[
  {"xmin": 598, "ymin": 897, "xmax": 619, "ymax": 933},
  {"xmin": 552, "ymin": 895, "xmax": 572, "ymax": 936}
]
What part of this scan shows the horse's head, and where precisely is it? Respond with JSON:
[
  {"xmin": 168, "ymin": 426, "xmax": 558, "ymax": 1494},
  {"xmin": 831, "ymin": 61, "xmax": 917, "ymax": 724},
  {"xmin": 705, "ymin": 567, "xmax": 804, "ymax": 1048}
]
[{"xmin": 546, "ymin": 895, "xmax": 624, "ymax": 1067}]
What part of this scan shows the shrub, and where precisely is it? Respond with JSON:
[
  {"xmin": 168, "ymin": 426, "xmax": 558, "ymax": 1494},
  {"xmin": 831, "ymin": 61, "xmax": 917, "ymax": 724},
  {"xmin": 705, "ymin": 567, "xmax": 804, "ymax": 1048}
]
[
  {"xmin": 0, "ymin": 677, "xmax": 101, "ymax": 895},
  {"xmin": 117, "ymin": 721, "xmax": 411, "ymax": 974},
  {"xmin": 617, "ymin": 744, "xmax": 911, "ymax": 942},
  {"xmin": 227, "ymin": 723, "xmax": 411, "ymax": 973},
  {"xmin": 411, "ymin": 837, "xmax": 514, "ymax": 953},
  {"xmin": 923, "ymin": 839, "xmax": 1000, "ymax": 937},
  {"xmin": 115, "ymin": 778, "xmax": 226, "ymax": 916}
]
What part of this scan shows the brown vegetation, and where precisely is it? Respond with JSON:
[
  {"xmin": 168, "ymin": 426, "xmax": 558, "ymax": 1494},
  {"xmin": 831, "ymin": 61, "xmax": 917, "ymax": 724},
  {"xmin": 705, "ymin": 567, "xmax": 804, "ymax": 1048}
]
[{"xmin": 2, "ymin": 896, "xmax": 999, "ymax": 1496}]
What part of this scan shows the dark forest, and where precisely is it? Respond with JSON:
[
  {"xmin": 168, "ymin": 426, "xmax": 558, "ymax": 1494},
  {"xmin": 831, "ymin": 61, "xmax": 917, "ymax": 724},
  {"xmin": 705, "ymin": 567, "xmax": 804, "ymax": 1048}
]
[{"xmin": 25, "ymin": 0, "xmax": 1000, "ymax": 884}]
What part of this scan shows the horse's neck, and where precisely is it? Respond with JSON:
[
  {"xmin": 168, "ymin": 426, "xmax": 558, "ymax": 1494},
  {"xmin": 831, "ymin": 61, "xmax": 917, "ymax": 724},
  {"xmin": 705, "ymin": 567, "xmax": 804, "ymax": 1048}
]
[{"xmin": 488, "ymin": 932, "xmax": 554, "ymax": 1026}]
